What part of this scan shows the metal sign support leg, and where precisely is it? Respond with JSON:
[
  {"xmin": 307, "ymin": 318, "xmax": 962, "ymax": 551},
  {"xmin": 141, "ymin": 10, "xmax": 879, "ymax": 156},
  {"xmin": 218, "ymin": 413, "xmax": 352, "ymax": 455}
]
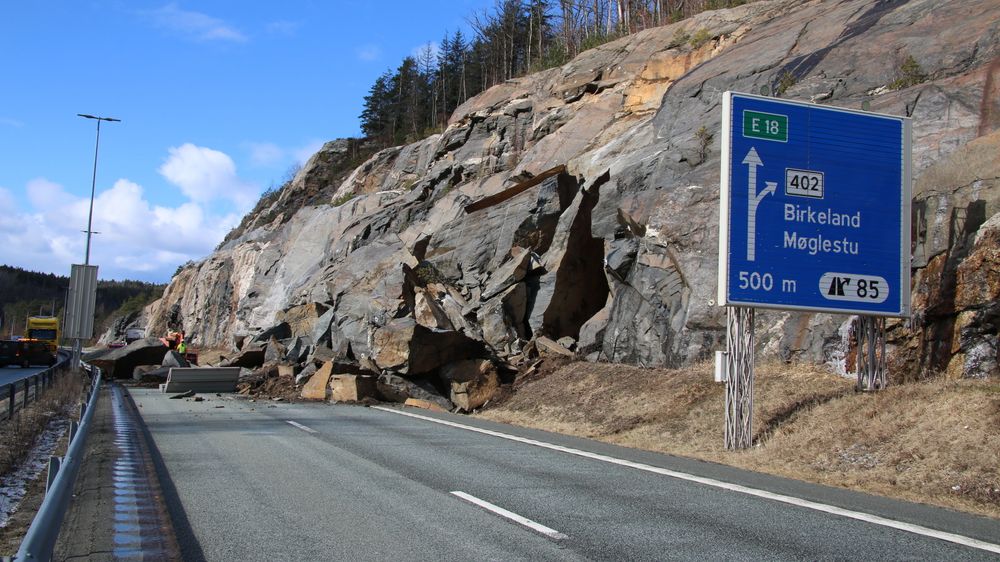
[
  {"xmin": 855, "ymin": 315, "xmax": 887, "ymax": 391},
  {"xmin": 725, "ymin": 306, "xmax": 755, "ymax": 450}
]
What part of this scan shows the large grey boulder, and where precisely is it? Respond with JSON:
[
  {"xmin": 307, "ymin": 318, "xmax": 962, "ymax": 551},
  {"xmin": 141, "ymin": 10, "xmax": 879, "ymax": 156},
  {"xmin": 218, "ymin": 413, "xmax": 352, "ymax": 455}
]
[
  {"xmin": 161, "ymin": 350, "xmax": 190, "ymax": 369},
  {"xmin": 283, "ymin": 336, "xmax": 313, "ymax": 364},
  {"xmin": 263, "ymin": 337, "xmax": 287, "ymax": 363},
  {"xmin": 86, "ymin": 337, "xmax": 169, "ymax": 379}
]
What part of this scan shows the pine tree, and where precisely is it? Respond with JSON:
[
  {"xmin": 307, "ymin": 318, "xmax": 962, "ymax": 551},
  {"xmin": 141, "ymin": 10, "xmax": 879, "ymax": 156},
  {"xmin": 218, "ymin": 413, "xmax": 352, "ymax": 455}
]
[{"xmin": 360, "ymin": 71, "xmax": 394, "ymax": 144}]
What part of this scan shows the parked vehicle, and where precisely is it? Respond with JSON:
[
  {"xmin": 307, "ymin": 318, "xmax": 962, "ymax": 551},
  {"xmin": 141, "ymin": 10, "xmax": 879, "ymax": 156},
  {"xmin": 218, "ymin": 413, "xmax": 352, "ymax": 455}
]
[
  {"xmin": 124, "ymin": 328, "xmax": 144, "ymax": 344},
  {"xmin": 0, "ymin": 340, "xmax": 17, "ymax": 367},
  {"xmin": 0, "ymin": 339, "xmax": 56, "ymax": 368}
]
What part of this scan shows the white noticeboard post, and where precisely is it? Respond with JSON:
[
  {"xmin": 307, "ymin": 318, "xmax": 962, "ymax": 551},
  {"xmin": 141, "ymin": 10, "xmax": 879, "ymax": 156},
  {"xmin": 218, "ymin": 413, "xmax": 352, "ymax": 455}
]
[
  {"xmin": 66, "ymin": 264, "xmax": 99, "ymax": 340},
  {"xmin": 719, "ymin": 91, "xmax": 912, "ymax": 317}
]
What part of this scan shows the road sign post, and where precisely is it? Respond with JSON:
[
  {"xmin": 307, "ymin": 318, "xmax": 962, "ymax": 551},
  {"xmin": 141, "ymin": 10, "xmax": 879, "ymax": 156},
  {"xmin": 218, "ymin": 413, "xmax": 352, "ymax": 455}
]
[
  {"xmin": 856, "ymin": 315, "xmax": 887, "ymax": 391},
  {"xmin": 718, "ymin": 91, "xmax": 911, "ymax": 449},
  {"xmin": 725, "ymin": 307, "xmax": 754, "ymax": 449}
]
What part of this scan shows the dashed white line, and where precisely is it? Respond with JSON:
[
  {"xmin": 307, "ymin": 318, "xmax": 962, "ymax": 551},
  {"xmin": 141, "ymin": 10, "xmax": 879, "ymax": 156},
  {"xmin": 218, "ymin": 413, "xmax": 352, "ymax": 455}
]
[
  {"xmin": 285, "ymin": 420, "xmax": 317, "ymax": 434},
  {"xmin": 373, "ymin": 406, "xmax": 1000, "ymax": 556},
  {"xmin": 451, "ymin": 491, "xmax": 567, "ymax": 540}
]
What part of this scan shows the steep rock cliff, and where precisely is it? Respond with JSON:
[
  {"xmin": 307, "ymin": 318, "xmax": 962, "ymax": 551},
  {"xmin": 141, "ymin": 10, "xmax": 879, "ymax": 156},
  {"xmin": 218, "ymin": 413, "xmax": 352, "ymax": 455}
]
[{"xmin": 147, "ymin": 0, "xmax": 1000, "ymax": 386}]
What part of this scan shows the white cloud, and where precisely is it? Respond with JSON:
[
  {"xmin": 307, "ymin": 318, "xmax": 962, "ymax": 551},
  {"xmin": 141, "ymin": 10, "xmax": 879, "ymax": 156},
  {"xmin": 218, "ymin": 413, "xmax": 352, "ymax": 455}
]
[
  {"xmin": 266, "ymin": 20, "xmax": 299, "ymax": 36},
  {"xmin": 147, "ymin": 3, "xmax": 247, "ymax": 43},
  {"xmin": 357, "ymin": 44, "xmax": 381, "ymax": 61},
  {"xmin": 0, "ymin": 187, "xmax": 23, "ymax": 236},
  {"xmin": 247, "ymin": 142, "xmax": 285, "ymax": 167},
  {"xmin": 245, "ymin": 140, "xmax": 324, "ymax": 169},
  {"xmin": 26, "ymin": 177, "xmax": 67, "ymax": 209},
  {"xmin": 293, "ymin": 140, "xmax": 325, "ymax": 165},
  {"xmin": 0, "ymin": 170, "xmax": 244, "ymax": 282},
  {"xmin": 0, "ymin": 187, "xmax": 16, "ymax": 213},
  {"xmin": 159, "ymin": 143, "xmax": 258, "ymax": 209}
]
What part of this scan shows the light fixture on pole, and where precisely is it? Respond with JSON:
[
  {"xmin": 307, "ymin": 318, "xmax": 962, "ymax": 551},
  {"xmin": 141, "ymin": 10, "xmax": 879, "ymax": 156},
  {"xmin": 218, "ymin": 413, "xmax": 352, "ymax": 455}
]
[{"xmin": 77, "ymin": 113, "xmax": 121, "ymax": 265}]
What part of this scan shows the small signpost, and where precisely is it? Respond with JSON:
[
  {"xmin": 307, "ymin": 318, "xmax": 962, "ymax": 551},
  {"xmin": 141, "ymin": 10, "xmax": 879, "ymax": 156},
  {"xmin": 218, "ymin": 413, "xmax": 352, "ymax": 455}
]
[{"xmin": 718, "ymin": 91, "xmax": 911, "ymax": 449}]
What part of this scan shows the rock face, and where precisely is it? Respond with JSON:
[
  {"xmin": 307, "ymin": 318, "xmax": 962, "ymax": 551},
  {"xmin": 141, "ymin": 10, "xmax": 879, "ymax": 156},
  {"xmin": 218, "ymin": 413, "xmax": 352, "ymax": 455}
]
[
  {"xmin": 147, "ymin": 0, "xmax": 1000, "ymax": 394},
  {"xmin": 895, "ymin": 130, "xmax": 1000, "ymax": 381}
]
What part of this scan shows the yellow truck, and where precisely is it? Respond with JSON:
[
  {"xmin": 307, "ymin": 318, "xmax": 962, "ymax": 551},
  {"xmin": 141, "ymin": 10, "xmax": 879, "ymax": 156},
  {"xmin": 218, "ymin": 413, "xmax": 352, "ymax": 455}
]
[{"xmin": 26, "ymin": 316, "xmax": 60, "ymax": 353}]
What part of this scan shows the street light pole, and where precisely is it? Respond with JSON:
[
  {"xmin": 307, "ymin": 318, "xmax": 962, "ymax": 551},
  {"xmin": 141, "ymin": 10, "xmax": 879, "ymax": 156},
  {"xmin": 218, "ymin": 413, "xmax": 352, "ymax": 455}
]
[
  {"xmin": 74, "ymin": 113, "xmax": 120, "ymax": 369},
  {"xmin": 77, "ymin": 114, "xmax": 120, "ymax": 265}
]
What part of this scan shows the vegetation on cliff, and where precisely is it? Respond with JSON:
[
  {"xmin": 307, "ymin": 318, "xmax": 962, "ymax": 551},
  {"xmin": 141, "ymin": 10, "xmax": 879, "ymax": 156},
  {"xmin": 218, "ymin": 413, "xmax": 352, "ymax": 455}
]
[{"xmin": 360, "ymin": 0, "xmax": 755, "ymax": 146}]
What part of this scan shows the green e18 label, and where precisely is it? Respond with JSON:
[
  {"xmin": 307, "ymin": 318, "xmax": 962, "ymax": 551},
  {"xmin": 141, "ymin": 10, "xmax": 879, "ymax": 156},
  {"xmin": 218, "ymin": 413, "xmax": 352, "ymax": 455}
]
[{"xmin": 743, "ymin": 110, "xmax": 788, "ymax": 142}]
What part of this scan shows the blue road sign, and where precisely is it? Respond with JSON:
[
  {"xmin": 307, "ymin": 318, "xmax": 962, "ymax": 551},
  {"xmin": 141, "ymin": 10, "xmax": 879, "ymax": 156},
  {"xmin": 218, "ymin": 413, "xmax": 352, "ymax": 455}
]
[{"xmin": 718, "ymin": 92, "xmax": 911, "ymax": 317}]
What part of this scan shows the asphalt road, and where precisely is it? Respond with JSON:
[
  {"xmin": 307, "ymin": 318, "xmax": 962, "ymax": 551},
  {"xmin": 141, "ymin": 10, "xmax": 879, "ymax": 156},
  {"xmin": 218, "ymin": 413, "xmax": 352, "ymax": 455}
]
[
  {"xmin": 0, "ymin": 365, "xmax": 48, "ymax": 388},
  {"xmin": 128, "ymin": 389, "xmax": 1000, "ymax": 561}
]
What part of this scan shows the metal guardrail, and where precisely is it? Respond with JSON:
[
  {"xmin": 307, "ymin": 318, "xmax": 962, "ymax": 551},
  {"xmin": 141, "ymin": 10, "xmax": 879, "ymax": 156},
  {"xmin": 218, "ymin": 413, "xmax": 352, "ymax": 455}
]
[{"xmin": 11, "ymin": 363, "xmax": 102, "ymax": 562}]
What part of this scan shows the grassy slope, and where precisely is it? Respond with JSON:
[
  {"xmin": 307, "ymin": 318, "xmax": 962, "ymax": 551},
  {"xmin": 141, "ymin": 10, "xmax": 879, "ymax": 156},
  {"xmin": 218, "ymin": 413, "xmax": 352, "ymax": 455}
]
[{"xmin": 478, "ymin": 361, "xmax": 1000, "ymax": 519}]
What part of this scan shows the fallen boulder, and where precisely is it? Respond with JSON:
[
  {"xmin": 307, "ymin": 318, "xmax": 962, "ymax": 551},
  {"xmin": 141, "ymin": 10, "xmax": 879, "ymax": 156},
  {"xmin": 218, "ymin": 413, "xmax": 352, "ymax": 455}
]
[
  {"xmin": 133, "ymin": 364, "xmax": 170, "ymax": 381},
  {"xmin": 301, "ymin": 361, "xmax": 334, "ymax": 400},
  {"xmin": 295, "ymin": 362, "xmax": 318, "ymax": 385},
  {"xmin": 440, "ymin": 359, "xmax": 499, "ymax": 412},
  {"xmin": 283, "ymin": 336, "xmax": 313, "ymax": 364},
  {"xmin": 329, "ymin": 374, "xmax": 377, "ymax": 402},
  {"xmin": 371, "ymin": 317, "xmax": 486, "ymax": 375},
  {"xmin": 376, "ymin": 373, "xmax": 452, "ymax": 410},
  {"xmin": 403, "ymin": 398, "xmax": 448, "ymax": 413},
  {"xmin": 162, "ymin": 350, "xmax": 190, "ymax": 369},
  {"xmin": 86, "ymin": 337, "xmax": 169, "ymax": 379},
  {"xmin": 535, "ymin": 336, "xmax": 575, "ymax": 359},
  {"xmin": 264, "ymin": 337, "xmax": 287, "ymax": 363},
  {"xmin": 223, "ymin": 347, "xmax": 266, "ymax": 370}
]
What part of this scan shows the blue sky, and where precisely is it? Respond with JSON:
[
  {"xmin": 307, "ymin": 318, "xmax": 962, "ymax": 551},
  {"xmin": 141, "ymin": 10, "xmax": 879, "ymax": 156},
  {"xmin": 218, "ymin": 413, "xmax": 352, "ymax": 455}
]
[{"xmin": 0, "ymin": 1, "xmax": 491, "ymax": 283}]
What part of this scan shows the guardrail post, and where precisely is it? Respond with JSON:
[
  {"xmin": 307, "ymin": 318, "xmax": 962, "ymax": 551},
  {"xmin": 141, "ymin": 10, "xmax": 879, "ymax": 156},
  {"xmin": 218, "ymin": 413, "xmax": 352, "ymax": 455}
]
[
  {"xmin": 45, "ymin": 456, "xmax": 61, "ymax": 492},
  {"xmin": 68, "ymin": 420, "xmax": 79, "ymax": 443},
  {"xmin": 7, "ymin": 384, "xmax": 13, "ymax": 419},
  {"xmin": 80, "ymin": 401, "xmax": 87, "ymax": 419},
  {"xmin": 23, "ymin": 379, "xmax": 30, "ymax": 408},
  {"xmin": 34, "ymin": 375, "xmax": 40, "ymax": 401}
]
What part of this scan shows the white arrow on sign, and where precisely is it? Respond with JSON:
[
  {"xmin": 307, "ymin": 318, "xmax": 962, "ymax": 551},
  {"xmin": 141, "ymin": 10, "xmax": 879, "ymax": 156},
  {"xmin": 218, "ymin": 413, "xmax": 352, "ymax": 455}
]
[{"xmin": 743, "ymin": 147, "xmax": 775, "ymax": 262}]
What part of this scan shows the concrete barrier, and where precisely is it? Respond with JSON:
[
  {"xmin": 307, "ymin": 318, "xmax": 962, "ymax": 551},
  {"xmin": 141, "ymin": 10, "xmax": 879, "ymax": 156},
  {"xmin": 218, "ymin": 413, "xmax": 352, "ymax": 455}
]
[{"xmin": 160, "ymin": 367, "xmax": 242, "ymax": 393}]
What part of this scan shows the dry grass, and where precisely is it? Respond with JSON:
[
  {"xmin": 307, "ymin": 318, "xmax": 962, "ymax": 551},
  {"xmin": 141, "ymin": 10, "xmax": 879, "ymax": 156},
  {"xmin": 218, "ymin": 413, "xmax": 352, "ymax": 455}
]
[
  {"xmin": 479, "ymin": 360, "xmax": 1000, "ymax": 518},
  {"xmin": 0, "ymin": 372, "xmax": 87, "ymax": 475}
]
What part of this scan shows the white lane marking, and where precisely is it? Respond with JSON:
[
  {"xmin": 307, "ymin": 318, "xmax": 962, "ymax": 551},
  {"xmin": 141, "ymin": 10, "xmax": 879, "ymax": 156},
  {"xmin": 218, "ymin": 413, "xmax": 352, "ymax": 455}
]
[
  {"xmin": 285, "ymin": 420, "xmax": 318, "ymax": 434},
  {"xmin": 373, "ymin": 406, "xmax": 1000, "ymax": 555},
  {"xmin": 451, "ymin": 491, "xmax": 567, "ymax": 540}
]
